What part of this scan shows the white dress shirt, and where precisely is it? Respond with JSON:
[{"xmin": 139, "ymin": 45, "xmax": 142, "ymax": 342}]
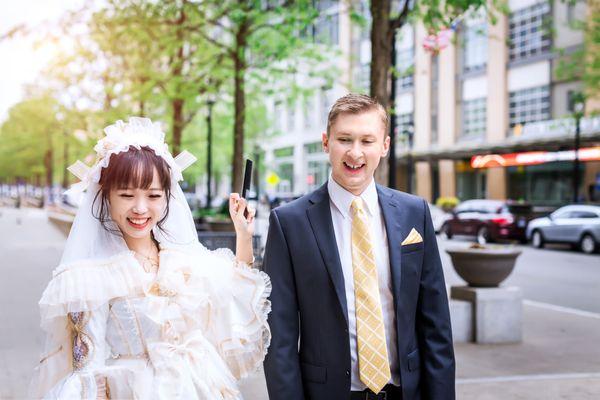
[{"xmin": 327, "ymin": 176, "xmax": 400, "ymax": 390}]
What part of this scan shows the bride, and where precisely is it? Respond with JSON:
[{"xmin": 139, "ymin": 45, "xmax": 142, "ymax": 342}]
[{"xmin": 30, "ymin": 117, "xmax": 271, "ymax": 399}]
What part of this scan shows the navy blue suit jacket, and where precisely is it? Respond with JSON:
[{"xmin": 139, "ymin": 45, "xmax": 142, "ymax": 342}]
[{"xmin": 263, "ymin": 183, "xmax": 455, "ymax": 400}]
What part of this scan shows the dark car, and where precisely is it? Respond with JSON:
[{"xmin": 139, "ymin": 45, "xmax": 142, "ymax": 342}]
[{"xmin": 441, "ymin": 199, "xmax": 534, "ymax": 244}]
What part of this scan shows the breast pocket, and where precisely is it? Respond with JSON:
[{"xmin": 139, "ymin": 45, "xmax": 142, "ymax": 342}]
[{"xmin": 401, "ymin": 242, "xmax": 424, "ymax": 254}]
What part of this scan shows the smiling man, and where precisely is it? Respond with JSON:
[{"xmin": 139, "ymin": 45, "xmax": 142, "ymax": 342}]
[{"xmin": 263, "ymin": 93, "xmax": 455, "ymax": 400}]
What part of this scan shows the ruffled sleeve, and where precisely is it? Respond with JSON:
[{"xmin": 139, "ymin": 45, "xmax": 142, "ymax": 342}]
[
  {"xmin": 159, "ymin": 245, "xmax": 271, "ymax": 380},
  {"xmin": 30, "ymin": 252, "xmax": 147, "ymax": 399}
]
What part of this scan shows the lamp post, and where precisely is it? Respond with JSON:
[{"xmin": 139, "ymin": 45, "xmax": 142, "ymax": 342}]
[
  {"xmin": 405, "ymin": 122, "xmax": 415, "ymax": 193},
  {"xmin": 206, "ymin": 96, "xmax": 216, "ymax": 210},
  {"xmin": 388, "ymin": 29, "xmax": 398, "ymax": 189},
  {"xmin": 573, "ymin": 97, "xmax": 585, "ymax": 203}
]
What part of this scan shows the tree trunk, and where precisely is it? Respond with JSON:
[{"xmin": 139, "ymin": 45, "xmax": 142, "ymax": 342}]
[
  {"xmin": 170, "ymin": 11, "xmax": 186, "ymax": 156},
  {"xmin": 232, "ymin": 21, "xmax": 249, "ymax": 193},
  {"xmin": 172, "ymin": 98, "xmax": 184, "ymax": 156},
  {"xmin": 370, "ymin": 0, "xmax": 393, "ymax": 185}
]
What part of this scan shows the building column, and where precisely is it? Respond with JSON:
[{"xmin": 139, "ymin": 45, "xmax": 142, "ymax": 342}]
[
  {"xmin": 416, "ymin": 161, "xmax": 432, "ymax": 202},
  {"xmin": 487, "ymin": 168, "xmax": 507, "ymax": 200},
  {"xmin": 486, "ymin": 12, "xmax": 508, "ymax": 200},
  {"xmin": 434, "ymin": 28, "xmax": 457, "ymax": 201},
  {"xmin": 413, "ymin": 24, "xmax": 432, "ymax": 200},
  {"xmin": 439, "ymin": 160, "xmax": 456, "ymax": 198}
]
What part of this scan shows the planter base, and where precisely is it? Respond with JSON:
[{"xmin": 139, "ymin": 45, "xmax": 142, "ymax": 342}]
[{"xmin": 451, "ymin": 285, "xmax": 522, "ymax": 344}]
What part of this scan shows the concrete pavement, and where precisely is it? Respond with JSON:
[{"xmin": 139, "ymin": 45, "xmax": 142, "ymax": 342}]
[{"xmin": 1, "ymin": 206, "xmax": 599, "ymax": 399}]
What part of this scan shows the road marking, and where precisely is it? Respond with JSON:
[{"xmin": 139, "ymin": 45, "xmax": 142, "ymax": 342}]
[
  {"xmin": 457, "ymin": 372, "xmax": 600, "ymax": 384},
  {"xmin": 524, "ymin": 300, "xmax": 600, "ymax": 320}
]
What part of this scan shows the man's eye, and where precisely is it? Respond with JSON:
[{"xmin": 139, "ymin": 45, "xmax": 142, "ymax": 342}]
[{"xmin": 339, "ymin": 138, "xmax": 351, "ymax": 142}]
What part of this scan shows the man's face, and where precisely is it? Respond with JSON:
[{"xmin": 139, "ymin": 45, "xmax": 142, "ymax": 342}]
[
  {"xmin": 108, "ymin": 168, "xmax": 167, "ymax": 241},
  {"xmin": 322, "ymin": 110, "xmax": 390, "ymax": 195}
]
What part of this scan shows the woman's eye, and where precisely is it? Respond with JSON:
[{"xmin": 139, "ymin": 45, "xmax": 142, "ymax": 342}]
[
  {"xmin": 119, "ymin": 194, "xmax": 133, "ymax": 198},
  {"xmin": 149, "ymin": 194, "xmax": 162, "ymax": 199}
]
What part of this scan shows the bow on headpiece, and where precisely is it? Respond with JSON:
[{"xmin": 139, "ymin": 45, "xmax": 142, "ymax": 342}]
[{"xmin": 65, "ymin": 117, "xmax": 197, "ymax": 197}]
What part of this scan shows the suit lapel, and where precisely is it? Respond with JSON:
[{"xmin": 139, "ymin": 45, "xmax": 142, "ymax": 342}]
[
  {"xmin": 307, "ymin": 184, "xmax": 349, "ymax": 327},
  {"xmin": 377, "ymin": 185, "xmax": 403, "ymax": 298}
]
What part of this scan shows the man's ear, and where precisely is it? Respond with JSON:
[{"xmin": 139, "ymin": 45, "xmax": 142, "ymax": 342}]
[
  {"xmin": 381, "ymin": 134, "xmax": 391, "ymax": 158},
  {"xmin": 321, "ymin": 132, "xmax": 329, "ymax": 153}
]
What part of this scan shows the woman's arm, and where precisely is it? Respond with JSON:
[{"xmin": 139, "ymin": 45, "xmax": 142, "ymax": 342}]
[{"xmin": 229, "ymin": 193, "xmax": 255, "ymax": 264}]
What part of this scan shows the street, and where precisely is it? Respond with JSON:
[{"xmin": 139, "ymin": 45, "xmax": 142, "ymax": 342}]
[
  {"xmin": 438, "ymin": 235, "xmax": 600, "ymax": 314},
  {"xmin": 1, "ymin": 207, "xmax": 599, "ymax": 399}
]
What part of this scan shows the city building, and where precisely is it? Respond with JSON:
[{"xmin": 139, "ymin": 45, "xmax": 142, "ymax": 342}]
[{"xmin": 261, "ymin": 0, "xmax": 600, "ymax": 206}]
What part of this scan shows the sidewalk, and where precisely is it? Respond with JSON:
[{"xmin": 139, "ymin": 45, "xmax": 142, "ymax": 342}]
[{"xmin": 239, "ymin": 301, "xmax": 600, "ymax": 399}]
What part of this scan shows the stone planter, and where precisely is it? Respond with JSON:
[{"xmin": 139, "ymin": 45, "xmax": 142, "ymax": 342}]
[{"xmin": 446, "ymin": 244, "xmax": 522, "ymax": 287}]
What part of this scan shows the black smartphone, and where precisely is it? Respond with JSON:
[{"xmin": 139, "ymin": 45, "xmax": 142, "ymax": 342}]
[{"xmin": 241, "ymin": 159, "xmax": 253, "ymax": 217}]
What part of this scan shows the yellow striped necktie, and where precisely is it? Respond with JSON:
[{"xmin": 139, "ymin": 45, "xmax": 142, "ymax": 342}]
[{"xmin": 350, "ymin": 197, "xmax": 391, "ymax": 393}]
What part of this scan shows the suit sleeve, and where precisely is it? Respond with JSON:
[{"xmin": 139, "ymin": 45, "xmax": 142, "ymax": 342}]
[
  {"xmin": 263, "ymin": 210, "xmax": 305, "ymax": 400},
  {"xmin": 417, "ymin": 199, "xmax": 456, "ymax": 399}
]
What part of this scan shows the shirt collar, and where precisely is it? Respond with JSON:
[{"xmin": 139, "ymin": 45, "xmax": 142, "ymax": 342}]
[{"xmin": 327, "ymin": 175, "xmax": 378, "ymax": 220}]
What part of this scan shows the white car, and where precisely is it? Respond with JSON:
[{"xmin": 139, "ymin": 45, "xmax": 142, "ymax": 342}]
[
  {"xmin": 429, "ymin": 204, "xmax": 452, "ymax": 234},
  {"xmin": 526, "ymin": 205, "xmax": 600, "ymax": 254}
]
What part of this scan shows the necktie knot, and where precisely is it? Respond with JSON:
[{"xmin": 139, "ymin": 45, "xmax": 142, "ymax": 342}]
[{"xmin": 351, "ymin": 197, "xmax": 364, "ymax": 216}]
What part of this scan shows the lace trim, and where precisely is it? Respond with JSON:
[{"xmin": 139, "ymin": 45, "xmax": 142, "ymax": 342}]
[{"xmin": 68, "ymin": 312, "xmax": 94, "ymax": 371}]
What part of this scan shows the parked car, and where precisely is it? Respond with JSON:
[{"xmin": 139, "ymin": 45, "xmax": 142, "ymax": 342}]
[
  {"xmin": 526, "ymin": 204, "xmax": 600, "ymax": 254},
  {"xmin": 429, "ymin": 203, "xmax": 452, "ymax": 233},
  {"xmin": 441, "ymin": 199, "xmax": 534, "ymax": 244}
]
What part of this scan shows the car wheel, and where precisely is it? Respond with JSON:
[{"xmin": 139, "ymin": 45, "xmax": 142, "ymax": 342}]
[
  {"xmin": 531, "ymin": 230, "xmax": 544, "ymax": 249},
  {"xmin": 442, "ymin": 223, "xmax": 453, "ymax": 239},
  {"xmin": 580, "ymin": 234, "xmax": 597, "ymax": 254},
  {"xmin": 476, "ymin": 226, "xmax": 490, "ymax": 245}
]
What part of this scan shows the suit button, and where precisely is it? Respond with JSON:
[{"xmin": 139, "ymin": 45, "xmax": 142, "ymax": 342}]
[{"xmin": 346, "ymin": 370, "xmax": 350, "ymax": 376}]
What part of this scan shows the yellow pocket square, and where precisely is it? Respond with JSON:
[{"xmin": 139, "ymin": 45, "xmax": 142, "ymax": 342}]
[{"xmin": 401, "ymin": 228, "xmax": 423, "ymax": 245}]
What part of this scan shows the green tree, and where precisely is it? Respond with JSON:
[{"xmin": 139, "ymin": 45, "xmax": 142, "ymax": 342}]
[
  {"xmin": 367, "ymin": 0, "xmax": 505, "ymax": 182},
  {"xmin": 193, "ymin": 0, "xmax": 328, "ymax": 192}
]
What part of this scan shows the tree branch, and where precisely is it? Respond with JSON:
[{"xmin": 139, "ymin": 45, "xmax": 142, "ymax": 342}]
[{"xmin": 389, "ymin": 0, "xmax": 411, "ymax": 31}]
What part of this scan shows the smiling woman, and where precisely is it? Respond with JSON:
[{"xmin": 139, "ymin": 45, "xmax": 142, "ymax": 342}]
[{"xmin": 30, "ymin": 117, "xmax": 271, "ymax": 399}]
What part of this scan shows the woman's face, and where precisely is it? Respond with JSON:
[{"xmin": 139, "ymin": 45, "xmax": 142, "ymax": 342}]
[{"xmin": 108, "ymin": 168, "xmax": 167, "ymax": 241}]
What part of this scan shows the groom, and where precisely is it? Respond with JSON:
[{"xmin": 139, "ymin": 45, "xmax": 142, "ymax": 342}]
[{"xmin": 263, "ymin": 94, "xmax": 455, "ymax": 400}]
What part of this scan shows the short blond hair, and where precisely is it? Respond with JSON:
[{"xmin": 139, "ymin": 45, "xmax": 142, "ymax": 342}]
[{"xmin": 326, "ymin": 93, "xmax": 388, "ymax": 137}]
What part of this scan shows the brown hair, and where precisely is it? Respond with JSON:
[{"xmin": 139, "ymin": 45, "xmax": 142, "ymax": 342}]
[
  {"xmin": 326, "ymin": 93, "xmax": 388, "ymax": 137},
  {"xmin": 93, "ymin": 146, "xmax": 172, "ymax": 234}
]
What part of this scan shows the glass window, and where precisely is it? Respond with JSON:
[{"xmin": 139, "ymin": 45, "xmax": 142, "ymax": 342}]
[
  {"xmin": 509, "ymin": 2, "xmax": 551, "ymax": 61},
  {"xmin": 463, "ymin": 23, "xmax": 487, "ymax": 73},
  {"xmin": 396, "ymin": 47, "xmax": 414, "ymax": 90},
  {"xmin": 314, "ymin": 12, "xmax": 339, "ymax": 45},
  {"xmin": 572, "ymin": 211, "xmax": 599, "ymax": 219},
  {"xmin": 304, "ymin": 142, "xmax": 322, "ymax": 154},
  {"xmin": 274, "ymin": 146, "xmax": 294, "ymax": 158},
  {"xmin": 509, "ymin": 85, "xmax": 550, "ymax": 128},
  {"xmin": 430, "ymin": 55, "xmax": 439, "ymax": 144},
  {"xmin": 275, "ymin": 162, "xmax": 294, "ymax": 193},
  {"xmin": 306, "ymin": 160, "xmax": 330, "ymax": 192},
  {"xmin": 462, "ymin": 97, "xmax": 487, "ymax": 139}
]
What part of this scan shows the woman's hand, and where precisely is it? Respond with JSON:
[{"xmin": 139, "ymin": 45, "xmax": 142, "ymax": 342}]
[{"xmin": 229, "ymin": 193, "xmax": 255, "ymax": 265}]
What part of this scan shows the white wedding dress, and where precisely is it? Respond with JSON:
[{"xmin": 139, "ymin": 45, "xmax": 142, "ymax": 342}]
[{"xmin": 31, "ymin": 243, "xmax": 271, "ymax": 399}]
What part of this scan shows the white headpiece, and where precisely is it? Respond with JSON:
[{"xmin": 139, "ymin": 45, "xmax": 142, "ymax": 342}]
[{"xmin": 60, "ymin": 117, "xmax": 199, "ymax": 267}]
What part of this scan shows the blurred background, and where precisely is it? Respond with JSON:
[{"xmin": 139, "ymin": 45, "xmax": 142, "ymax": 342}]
[{"xmin": 0, "ymin": 0, "xmax": 599, "ymax": 399}]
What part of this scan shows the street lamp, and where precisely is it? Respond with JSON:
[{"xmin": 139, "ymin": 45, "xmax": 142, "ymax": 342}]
[
  {"xmin": 206, "ymin": 95, "xmax": 216, "ymax": 210},
  {"xmin": 573, "ymin": 95, "xmax": 585, "ymax": 203}
]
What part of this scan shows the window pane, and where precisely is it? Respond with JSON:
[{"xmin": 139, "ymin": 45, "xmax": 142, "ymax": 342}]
[{"xmin": 509, "ymin": 2, "xmax": 551, "ymax": 61}]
